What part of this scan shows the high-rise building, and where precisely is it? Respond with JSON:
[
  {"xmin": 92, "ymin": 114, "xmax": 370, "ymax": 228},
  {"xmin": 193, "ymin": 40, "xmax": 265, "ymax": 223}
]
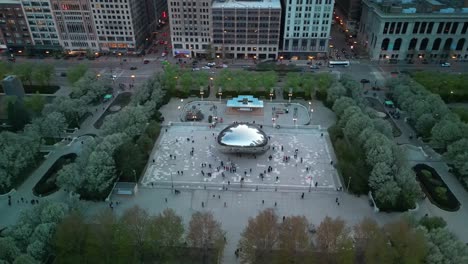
[
  {"xmin": 147, "ymin": 0, "xmax": 168, "ymax": 32},
  {"xmin": 359, "ymin": 0, "xmax": 468, "ymax": 61},
  {"xmin": 282, "ymin": 0, "xmax": 334, "ymax": 60},
  {"xmin": 335, "ymin": 0, "xmax": 361, "ymax": 29},
  {"xmin": 211, "ymin": 0, "xmax": 282, "ymax": 60},
  {"xmin": 22, "ymin": 0, "xmax": 62, "ymax": 53},
  {"xmin": 89, "ymin": 0, "xmax": 153, "ymax": 54},
  {"xmin": 0, "ymin": 0, "xmax": 32, "ymax": 53},
  {"xmin": 168, "ymin": 0, "xmax": 212, "ymax": 58},
  {"xmin": 50, "ymin": 0, "xmax": 99, "ymax": 52}
]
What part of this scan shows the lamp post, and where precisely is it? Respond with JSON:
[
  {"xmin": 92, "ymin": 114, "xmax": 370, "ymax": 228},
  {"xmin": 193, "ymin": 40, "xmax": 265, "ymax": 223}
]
[
  {"xmin": 209, "ymin": 77, "xmax": 213, "ymax": 88},
  {"xmin": 96, "ymin": 73, "xmax": 101, "ymax": 79},
  {"xmin": 269, "ymin": 89, "xmax": 274, "ymax": 102},
  {"xmin": 200, "ymin": 88, "xmax": 204, "ymax": 101},
  {"xmin": 118, "ymin": 52, "xmax": 122, "ymax": 65},
  {"xmin": 308, "ymin": 101, "xmax": 311, "ymax": 112},
  {"xmin": 272, "ymin": 117, "xmax": 276, "ymax": 127},
  {"xmin": 288, "ymin": 88, "xmax": 293, "ymax": 103},
  {"xmin": 293, "ymin": 117, "xmax": 297, "ymax": 128},
  {"xmin": 130, "ymin": 74, "xmax": 135, "ymax": 88},
  {"xmin": 218, "ymin": 87, "xmax": 222, "ymax": 102}
]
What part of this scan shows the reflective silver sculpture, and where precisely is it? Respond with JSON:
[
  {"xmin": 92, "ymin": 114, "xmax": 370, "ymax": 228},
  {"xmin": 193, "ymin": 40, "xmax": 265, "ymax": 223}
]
[{"xmin": 217, "ymin": 123, "xmax": 269, "ymax": 153}]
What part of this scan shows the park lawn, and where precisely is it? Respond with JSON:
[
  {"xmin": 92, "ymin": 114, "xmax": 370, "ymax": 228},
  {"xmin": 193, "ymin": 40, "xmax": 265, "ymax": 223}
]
[
  {"xmin": 451, "ymin": 107, "xmax": 468, "ymax": 123},
  {"xmin": 411, "ymin": 71, "xmax": 468, "ymax": 102}
]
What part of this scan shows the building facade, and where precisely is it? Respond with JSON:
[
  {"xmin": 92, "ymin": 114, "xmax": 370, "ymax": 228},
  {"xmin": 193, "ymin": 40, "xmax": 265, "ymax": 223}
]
[
  {"xmin": 282, "ymin": 0, "xmax": 334, "ymax": 59},
  {"xmin": 50, "ymin": 0, "xmax": 99, "ymax": 52},
  {"xmin": 89, "ymin": 0, "xmax": 152, "ymax": 54},
  {"xmin": 168, "ymin": 0, "xmax": 212, "ymax": 58},
  {"xmin": 359, "ymin": 0, "xmax": 468, "ymax": 62},
  {"xmin": 211, "ymin": 0, "xmax": 282, "ymax": 60},
  {"xmin": 0, "ymin": 0, "xmax": 32, "ymax": 52},
  {"xmin": 22, "ymin": 0, "xmax": 62, "ymax": 52}
]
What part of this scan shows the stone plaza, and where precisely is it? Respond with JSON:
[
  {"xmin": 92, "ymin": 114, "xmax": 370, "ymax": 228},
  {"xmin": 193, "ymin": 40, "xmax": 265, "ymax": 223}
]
[{"xmin": 142, "ymin": 100, "xmax": 341, "ymax": 192}]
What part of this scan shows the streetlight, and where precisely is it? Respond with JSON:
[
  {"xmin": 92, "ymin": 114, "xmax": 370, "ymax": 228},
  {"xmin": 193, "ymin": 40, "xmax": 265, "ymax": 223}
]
[
  {"xmin": 308, "ymin": 101, "xmax": 311, "ymax": 112},
  {"xmin": 218, "ymin": 87, "xmax": 222, "ymax": 102},
  {"xmin": 288, "ymin": 88, "xmax": 293, "ymax": 103},
  {"xmin": 270, "ymin": 89, "xmax": 274, "ymax": 102},
  {"xmin": 130, "ymin": 74, "xmax": 135, "ymax": 88},
  {"xmin": 272, "ymin": 117, "xmax": 276, "ymax": 127},
  {"xmin": 200, "ymin": 88, "xmax": 204, "ymax": 101},
  {"xmin": 209, "ymin": 77, "xmax": 213, "ymax": 88},
  {"xmin": 293, "ymin": 117, "xmax": 297, "ymax": 127},
  {"xmin": 96, "ymin": 73, "xmax": 101, "ymax": 79}
]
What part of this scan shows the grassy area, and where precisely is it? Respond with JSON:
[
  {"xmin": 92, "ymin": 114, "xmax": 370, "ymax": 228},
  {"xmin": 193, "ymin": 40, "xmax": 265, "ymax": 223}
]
[
  {"xmin": 451, "ymin": 107, "xmax": 468, "ymax": 123},
  {"xmin": 414, "ymin": 164, "xmax": 460, "ymax": 211},
  {"xmin": 411, "ymin": 71, "xmax": 468, "ymax": 102},
  {"xmin": 328, "ymin": 125, "xmax": 370, "ymax": 194}
]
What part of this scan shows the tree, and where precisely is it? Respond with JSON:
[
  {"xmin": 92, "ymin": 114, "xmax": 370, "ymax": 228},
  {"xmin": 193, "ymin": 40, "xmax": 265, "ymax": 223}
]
[
  {"xmin": 372, "ymin": 118, "xmax": 393, "ymax": 139},
  {"xmin": 327, "ymin": 83, "xmax": 347, "ymax": 106},
  {"xmin": 353, "ymin": 218, "xmax": 394, "ymax": 264},
  {"xmin": 278, "ymin": 215, "xmax": 311, "ymax": 263},
  {"xmin": 424, "ymin": 227, "xmax": 468, "ymax": 264},
  {"xmin": 32, "ymin": 112, "xmax": 67, "ymax": 139},
  {"xmin": 445, "ymin": 138, "xmax": 468, "ymax": 177},
  {"xmin": 24, "ymin": 92, "xmax": 46, "ymax": 117},
  {"xmin": 67, "ymin": 64, "xmax": 88, "ymax": 84},
  {"xmin": 80, "ymin": 150, "xmax": 116, "ymax": 195},
  {"xmin": 332, "ymin": 96, "xmax": 356, "ymax": 117},
  {"xmin": 384, "ymin": 219, "xmax": 428, "ymax": 263},
  {"xmin": 363, "ymin": 134, "xmax": 394, "ymax": 167},
  {"xmin": 114, "ymin": 141, "xmax": 146, "ymax": 181},
  {"xmin": 430, "ymin": 118, "xmax": 466, "ymax": 150},
  {"xmin": 13, "ymin": 254, "xmax": 39, "ymax": 264},
  {"xmin": 54, "ymin": 211, "xmax": 88, "ymax": 263},
  {"xmin": 343, "ymin": 112, "xmax": 373, "ymax": 140},
  {"xmin": 418, "ymin": 216, "xmax": 446, "ymax": 231},
  {"xmin": 100, "ymin": 105, "xmax": 150, "ymax": 138},
  {"xmin": 27, "ymin": 223, "xmax": 56, "ymax": 260},
  {"xmin": 119, "ymin": 206, "xmax": 151, "ymax": 261},
  {"xmin": 56, "ymin": 163, "xmax": 81, "ymax": 193},
  {"xmin": 42, "ymin": 96, "xmax": 87, "ymax": 127},
  {"xmin": 337, "ymin": 106, "xmax": 362, "ymax": 129},
  {"xmin": 32, "ymin": 67, "xmax": 47, "ymax": 87},
  {"xmin": 13, "ymin": 62, "xmax": 34, "ymax": 86},
  {"xmin": 0, "ymin": 237, "xmax": 21, "ymax": 263},
  {"xmin": 315, "ymin": 216, "xmax": 354, "ymax": 263},
  {"xmin": 415, "ymin": 113, "xmax": 436, "ymax": 138},
  {"xmin": 394, "ymin": 167, "xmax": 421, "ymax": 209},
  {"xmin": 187, "ymin": 211, "xmax": 226, "ymax": 261},
  {"xmin": 238, "ymin": 208, "xmax": 279, "ymax": 263},
  {"xmin": 147, "ymin": 209, "xmax": 184, "ymax": 260},
  {"xmin": 180, "ymin": 72, "xmax": 192, "ymax": 94}
]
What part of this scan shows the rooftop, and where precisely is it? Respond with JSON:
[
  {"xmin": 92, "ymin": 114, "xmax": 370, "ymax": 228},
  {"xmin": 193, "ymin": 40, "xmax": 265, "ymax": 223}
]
[
  {"xmin": 212, "ymin": 0, "xmax": 281, "ymax": 9},
  {"xmin": 366, "ymin": 0, "xmax": 468, "ymax": 15}
]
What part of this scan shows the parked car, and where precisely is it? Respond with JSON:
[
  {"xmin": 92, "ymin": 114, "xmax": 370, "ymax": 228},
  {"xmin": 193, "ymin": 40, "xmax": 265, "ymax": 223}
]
[
  {"xmin": 441, "ymin": 62, "xmax": 451, "ymax": 67},
  {"xmin": 143, "ymin": 60, "xmax": 150, "ymax": 64},
  {"xmin": 192, "ymin": 68, "xmax": 200, "ymax": 71},
  {"xmin": 360, "ymin": 79, "xmax": 370, "ymax": 83},
  {"xmin": 310, "ymin": 65, "xmax": 320, "ymax": 69},
  {"xmin": 207, "ymin": 62, "xmax": 216, "ymax": 67},
  {"xmin": 130, "ymin": 66, "xmax": 137, "ymax": 70},
  {"xmin": 202, "ymin": 66, "xmax": 210, "ymax": 70}
]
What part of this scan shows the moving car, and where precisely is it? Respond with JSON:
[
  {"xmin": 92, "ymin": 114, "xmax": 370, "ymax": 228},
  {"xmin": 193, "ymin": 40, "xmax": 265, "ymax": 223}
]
[
  {"xmin": 202, "ymin": 66, "xmax": 210, "ymax": 70},
  {"xmin": 441, "ymin": 62, "xmax": 451, "ymax": 67},
  {"xmin": 207, "ymin": 62, "xmax": 216, "ymax": 67},
  {"xmin": 130, "ymin": 66, "xmax": 137, "ymax": 70},
  {"xmin": 310, "ymin": 65, "xmax": 320, "ymax": 69},
  {"xmin": 143, "ymin": 60, "xmax": 150, "ymax": 64}
]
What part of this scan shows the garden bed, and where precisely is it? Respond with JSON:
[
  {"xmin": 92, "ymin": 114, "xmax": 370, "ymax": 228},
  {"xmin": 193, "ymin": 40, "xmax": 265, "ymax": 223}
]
[
  {"xmin": 33, "ymin": 153, "xmax": 77, "ymax": 196},
  {"xmin": 93, "ymin": 92, "xmax": 132, "ymax": 129},
  {"xmin": 413, "ymin": 164, "xmax": 460, "ymax": 211},
  {"xmin": 365, "ymin": 97, "xmax": 402, "ymax": 137}
]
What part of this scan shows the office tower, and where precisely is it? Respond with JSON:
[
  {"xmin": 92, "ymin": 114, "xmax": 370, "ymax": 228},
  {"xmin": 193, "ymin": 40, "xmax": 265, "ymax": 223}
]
[
  {"xmin": 211, "ymin": 0, "xmax": 282, "ymax": 60},
  {"xmin": 50, "ymin": 0, "xmax": 99, "ymax": 52},
  {"xmin": 168, "ymin": 0, "xmax": 212, "ymax": 58},
  {"xmin": 0, "ymin": 0, "xmax": 32, "ymax": 53},
  {"xmin": 282, "ymin": 0, "xmax": 335, "ymax": 60}
]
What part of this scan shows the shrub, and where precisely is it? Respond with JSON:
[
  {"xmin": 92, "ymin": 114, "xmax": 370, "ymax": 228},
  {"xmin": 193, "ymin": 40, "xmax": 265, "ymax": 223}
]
[{"xmin": 434, "ymin": 187, "xmax": 448, "ymax": 201}]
